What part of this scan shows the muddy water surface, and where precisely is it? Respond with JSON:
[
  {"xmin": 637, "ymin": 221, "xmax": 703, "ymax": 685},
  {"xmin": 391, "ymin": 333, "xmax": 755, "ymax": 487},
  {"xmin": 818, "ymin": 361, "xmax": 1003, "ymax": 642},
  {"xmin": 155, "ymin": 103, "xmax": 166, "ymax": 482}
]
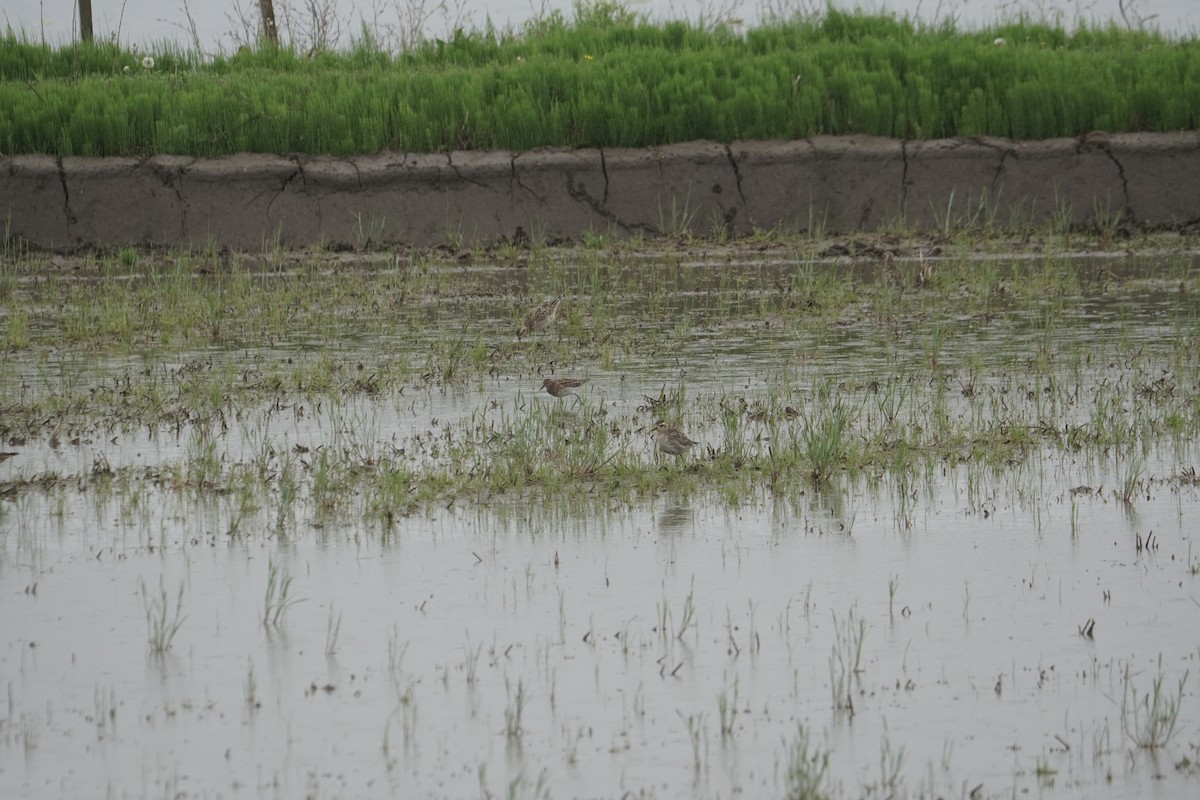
[{"xmin": 2, "ymin": 246, "xmax": 1198, "ymax": 799}]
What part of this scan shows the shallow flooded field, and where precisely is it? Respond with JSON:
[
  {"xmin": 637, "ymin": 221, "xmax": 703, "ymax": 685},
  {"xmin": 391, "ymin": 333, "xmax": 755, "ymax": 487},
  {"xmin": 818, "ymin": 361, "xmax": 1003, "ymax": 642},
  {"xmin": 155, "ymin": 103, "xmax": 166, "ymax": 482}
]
[{"xmin": 2, "ymin": 235, "xmax": 1199, "ymax": 799}]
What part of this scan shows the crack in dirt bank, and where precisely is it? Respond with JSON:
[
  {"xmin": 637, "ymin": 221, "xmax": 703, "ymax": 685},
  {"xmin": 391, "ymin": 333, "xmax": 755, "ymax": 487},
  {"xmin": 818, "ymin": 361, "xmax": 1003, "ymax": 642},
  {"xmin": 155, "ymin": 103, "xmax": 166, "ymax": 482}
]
[
  {"xmin": 6, "ymin": 135, "xmax": 1198, "ymax": 250},
  {"xmin": 965, "ymin": 137, "xmax": 1017, "ymax": 196},
  {"xmin": 261, "ymin": 163, "xmax": 302, "ymax": 227},
  {"xmin": 150, "ymin": 158, "xmax": 193, "ymax": 242},
  {"xmin": 54, "ymin": 156, "xmax": 77, "ymax": 231},
  {"xmin": 508, "ymin": 155, "xmax": 527, "ymax": 201},
  {"xmin": 723, "ymin": 144, "xmax": 746, "ymax": 207},
  {"xmin": 1079, "ymin": 133, "xmax": 1133, "ymax": 224},
  {"xmin": 600, "ymin": 149, "xmax": 610, "ymax": 206},
  {"xmin": 447, "ymin": 153, "xmax": 494, "ymax": 192},
  {"xmin": 566, "ymin": 170, "xmax": 633, "ymax": 233}
]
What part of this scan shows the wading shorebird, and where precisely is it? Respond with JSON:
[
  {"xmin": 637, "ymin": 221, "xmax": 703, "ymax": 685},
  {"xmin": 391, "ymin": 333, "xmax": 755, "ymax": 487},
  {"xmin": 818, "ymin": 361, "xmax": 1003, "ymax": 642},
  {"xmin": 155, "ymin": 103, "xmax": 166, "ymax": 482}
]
[
  {"xmin": 517, "ymin": 298, "xmax": 561, "ymax": 338},
  {"xmin": 653, "ymin": 420, "xmax": 698, "ymax": 458},
  {"xmin": 542, "ymin": 377, "xmax": 586, "ymax": 401}
]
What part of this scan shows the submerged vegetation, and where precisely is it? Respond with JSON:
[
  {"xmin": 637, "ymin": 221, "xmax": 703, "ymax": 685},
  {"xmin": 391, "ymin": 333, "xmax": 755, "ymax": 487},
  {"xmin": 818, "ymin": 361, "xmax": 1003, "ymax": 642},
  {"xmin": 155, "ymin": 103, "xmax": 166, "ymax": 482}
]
[
  {"xmin": 2, "ymin": 223, "xmax": 1198, "ymax": 797},
  {"xmin": 1, "ymin": 226, "xmax": 1198, "ymax": 518},
  {"xmin": 1, "ymin": 4, "xmax": 1198, "ymax": 156}
]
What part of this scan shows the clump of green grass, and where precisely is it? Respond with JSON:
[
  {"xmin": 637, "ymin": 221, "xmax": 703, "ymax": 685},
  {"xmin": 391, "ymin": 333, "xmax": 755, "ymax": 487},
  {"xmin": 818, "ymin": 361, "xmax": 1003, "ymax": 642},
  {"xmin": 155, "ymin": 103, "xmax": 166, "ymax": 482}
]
[
  {"xmin": 802, "ymin": 397, "xmax": 854, "ymax": 486},
  {"xmin": 1, "ymin": 6, "xmax": 1198, "ymax": 157},
  {"xmin": 3, "ymin": 308, "xmax": 31, "ymax": 349}
]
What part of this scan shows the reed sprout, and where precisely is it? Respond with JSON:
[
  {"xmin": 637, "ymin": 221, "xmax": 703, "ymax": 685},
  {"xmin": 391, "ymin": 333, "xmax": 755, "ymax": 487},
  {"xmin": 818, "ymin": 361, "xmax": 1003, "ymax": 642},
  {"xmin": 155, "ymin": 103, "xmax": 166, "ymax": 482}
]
[
  {"xmin": 781, "ymin": 723, "xmax": 832, "ymax": 800},
  {"xmin": 244, "ymin": 660, "xmax": 260, "ymax": 711},
  {"xmin": 676, "ymin": 581, "xmax": 698, "ymax": 641},
  {"xmin": 829, "ymin": 607, "xmax": 866, "ymax": 713},
  {"xmin": 504, "ymin": 677, "xmax": 527, "ymax": 741},
  {"xmin": 140, "ymin": 577, "xmax": 186, "ymax": 654},
  {"xmin": 324, "ymin": 606, "xmax": 343, "ymax": 656},
  {"xmin": 718, "ymin": 678, "xmax": 739, "ymax": 739},
  {"xmin": 263, "ymin": 558, "xmax": 301, "ymax": 625},
  {"xmin": 1121, "ymin": 657, "xmax": 1188, "ymax": 749}
]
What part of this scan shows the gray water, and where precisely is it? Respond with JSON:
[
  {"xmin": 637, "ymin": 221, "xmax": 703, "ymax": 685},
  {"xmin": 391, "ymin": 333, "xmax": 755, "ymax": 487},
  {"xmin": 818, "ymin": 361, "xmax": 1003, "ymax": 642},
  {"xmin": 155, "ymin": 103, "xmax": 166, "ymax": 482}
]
[
  {"xmin": 3, "ymin": 472, "xmax": 1196, "ymax": 799},
  {"xmin": 2, "ymin": 250, "xmax": 1198, "ymax": 799}
]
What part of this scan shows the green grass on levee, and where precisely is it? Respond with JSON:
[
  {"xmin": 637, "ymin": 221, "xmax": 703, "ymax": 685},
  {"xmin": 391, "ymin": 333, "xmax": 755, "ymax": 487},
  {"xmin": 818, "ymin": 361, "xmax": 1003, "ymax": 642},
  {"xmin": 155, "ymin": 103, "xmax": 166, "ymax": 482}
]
[{"xmin": 1, "ymin": 2, "xmax": 1197, "ymax": 157}]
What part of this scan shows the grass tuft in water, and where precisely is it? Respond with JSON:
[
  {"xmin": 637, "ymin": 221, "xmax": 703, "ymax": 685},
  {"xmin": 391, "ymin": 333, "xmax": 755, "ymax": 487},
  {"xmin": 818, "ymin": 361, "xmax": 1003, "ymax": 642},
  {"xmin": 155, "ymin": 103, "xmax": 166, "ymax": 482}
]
[
  {"xmin": 781, "ymin": 722, "xmax": 832, "ymax": 800},
  {"xmin": 263, "ymin": 558, "xmax": 301, "ymax": 626},
  {"xmin": 1121, "ymin": 656, "xmax": 1188, "ymax": 749},
  {"xmin": 829, "ymin": 607, "xmax": 866, "ymax": 714},
  {"xmin": 504, "ymin": 677, "xmax": 527, "ymax": 741},
  {"xmin": 801, "ymin": 394, "xmax": 854, "ymax": 486},
  {"xmin": 140, "ymin": 577, "xmax": 186, "ymax": 654},
  {"xmin": 324, "ymin": 606, "xmax": 343, "ymax": 657}
]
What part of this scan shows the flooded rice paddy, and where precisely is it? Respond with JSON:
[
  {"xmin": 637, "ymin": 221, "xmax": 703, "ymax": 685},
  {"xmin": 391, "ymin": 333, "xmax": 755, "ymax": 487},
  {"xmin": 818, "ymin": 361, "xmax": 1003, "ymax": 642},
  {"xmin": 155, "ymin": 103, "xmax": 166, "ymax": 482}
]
[{"xmin": 2, "ymin": 237, "xmax": 1199, "ymax": 799}]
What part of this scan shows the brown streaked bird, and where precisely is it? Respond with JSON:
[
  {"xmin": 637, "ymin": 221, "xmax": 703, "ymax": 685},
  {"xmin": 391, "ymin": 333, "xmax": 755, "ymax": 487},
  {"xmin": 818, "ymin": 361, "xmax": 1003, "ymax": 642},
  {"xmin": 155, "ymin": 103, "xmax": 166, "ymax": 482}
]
[
  {"xmin": 517, "ymin": 298, "xmax": 562, "ymax": 338},
  {"xmin": 653, "ymin": 420, "xmax": 698, "ymax": 457},
  {"xmin": 542, "ymin": 377, "xmax": 586, "ymax": 399},
  {"xmin": 881, "ymin": 250, "xmax": 904, "ymax": 292}
]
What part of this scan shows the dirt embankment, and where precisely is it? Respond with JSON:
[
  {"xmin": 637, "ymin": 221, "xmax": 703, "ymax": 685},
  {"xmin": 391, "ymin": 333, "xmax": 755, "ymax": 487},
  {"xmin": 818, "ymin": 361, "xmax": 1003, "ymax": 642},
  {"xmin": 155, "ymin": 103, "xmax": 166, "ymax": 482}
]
[{"xmin": 3, "ymin": 132, "xmax": 1198, "ymax": 250}]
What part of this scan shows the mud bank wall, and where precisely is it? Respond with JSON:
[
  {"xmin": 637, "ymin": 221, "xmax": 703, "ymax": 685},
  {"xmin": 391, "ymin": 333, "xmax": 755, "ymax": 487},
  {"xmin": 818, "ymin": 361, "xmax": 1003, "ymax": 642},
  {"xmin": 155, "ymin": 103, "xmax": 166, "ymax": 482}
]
[{"xmin": 2, "ymin": 132, "xmax": 1198, "ymax": 250}]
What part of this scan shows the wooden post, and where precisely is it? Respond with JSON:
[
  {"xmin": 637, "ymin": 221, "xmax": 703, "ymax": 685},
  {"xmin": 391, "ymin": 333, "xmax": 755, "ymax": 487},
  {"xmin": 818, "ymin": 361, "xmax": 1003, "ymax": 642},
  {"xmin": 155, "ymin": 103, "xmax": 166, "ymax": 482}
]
[
  {"xmin": 79, "ymin": 0, "xmax": 94, "ymax": 42},
  {"xmin": 258, "ymin": 0, "xmax": 279, "ymax": 45}
]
